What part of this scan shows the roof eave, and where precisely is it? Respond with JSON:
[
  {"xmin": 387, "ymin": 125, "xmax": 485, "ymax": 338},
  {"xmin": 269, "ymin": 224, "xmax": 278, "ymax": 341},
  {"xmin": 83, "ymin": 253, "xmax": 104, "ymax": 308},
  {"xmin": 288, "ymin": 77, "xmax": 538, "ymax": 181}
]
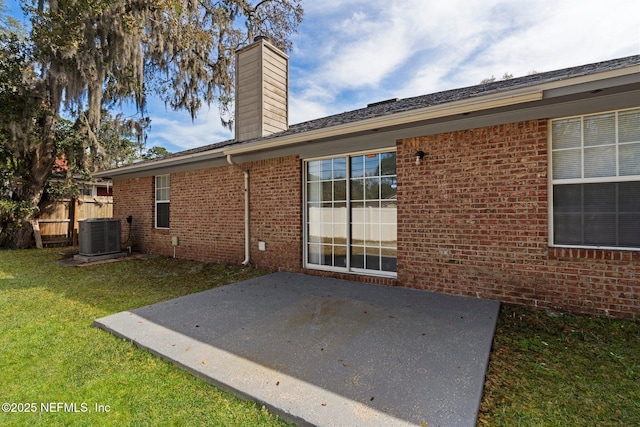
[
  {"xmin": 224, "ymin": 90, "xmax": 544, "ymax": 155},
  {"xmin": 95, "ymin": 62, "xmax": 640, "ymax": 177},
  {"xmin": 94, "ymin": 150, "xmax": 227, "ymax": 179},
  {"xmin": 225, "ymin": 64, "xmax": 640, "ymax": 155}
]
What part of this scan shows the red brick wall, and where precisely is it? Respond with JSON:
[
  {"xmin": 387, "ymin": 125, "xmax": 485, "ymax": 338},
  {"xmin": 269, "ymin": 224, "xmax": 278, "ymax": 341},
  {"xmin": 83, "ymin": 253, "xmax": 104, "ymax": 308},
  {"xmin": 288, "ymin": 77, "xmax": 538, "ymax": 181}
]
[
  {"xmin": 397, "ymin": 119, "xmax": 639, "ymax": 319},
  {"xmin": 113, "ymin": 176, "xmax": 161, "ymax": 253},
  {"xmin": 113, "ymin": 156, "xmax": 303, "ymax": 268},
  {"xmin": 248, "ymin": 155, "xmax": 302, "ymax": 271},
  {"xmin": 113, "ymin": 119, "xmax": 639, "ymax": 319},
  {"xmin": 168, "ymin": 166, "xmax": 246, "ymax": 263}
]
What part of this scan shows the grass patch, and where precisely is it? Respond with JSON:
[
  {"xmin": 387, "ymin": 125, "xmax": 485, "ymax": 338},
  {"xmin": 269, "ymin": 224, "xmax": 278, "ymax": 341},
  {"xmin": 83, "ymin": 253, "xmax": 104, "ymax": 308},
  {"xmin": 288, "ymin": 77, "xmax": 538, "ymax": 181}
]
[
  {"xmin": 1, "ymin": 249, "xmax": 638, "ymax": 426},
  {"xmin": 479, "ymin": 306, "xmax": 640, "ymax": 426},
  {"xmin": 0, "ymin": 249, "xmax": 290, "ymax": 427}
]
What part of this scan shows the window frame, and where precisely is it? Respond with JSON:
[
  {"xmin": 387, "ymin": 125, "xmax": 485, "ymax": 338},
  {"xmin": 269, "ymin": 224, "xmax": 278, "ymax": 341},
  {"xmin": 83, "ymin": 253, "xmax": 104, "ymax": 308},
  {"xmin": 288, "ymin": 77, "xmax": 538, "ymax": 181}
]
[
  {"xmin": 548, "ymin": 107, "xmax": 640, "ymax": 250},
  {"xmin": 155, "ymin": 174, "xmax": 170, "ymax": 229},
  {"xmin": 303, "ymin": 148, "xmax": 398, "ymax": 278}
]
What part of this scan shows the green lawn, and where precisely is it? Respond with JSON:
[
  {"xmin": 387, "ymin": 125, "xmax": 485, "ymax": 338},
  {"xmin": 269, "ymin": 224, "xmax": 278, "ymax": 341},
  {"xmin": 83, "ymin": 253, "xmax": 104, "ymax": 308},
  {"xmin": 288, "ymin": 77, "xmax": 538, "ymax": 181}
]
[
  {"xmin": 0, "ymin": 249, "xmax": 290, "ymax": 427},
  {"xmin": 1, "ymin": 249, "xmax": 638, "ymax": 426}
]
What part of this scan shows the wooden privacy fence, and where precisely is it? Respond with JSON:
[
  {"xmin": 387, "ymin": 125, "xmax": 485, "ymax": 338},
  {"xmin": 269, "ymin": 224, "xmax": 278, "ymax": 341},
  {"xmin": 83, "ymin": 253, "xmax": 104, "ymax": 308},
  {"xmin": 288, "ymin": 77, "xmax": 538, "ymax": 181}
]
[{"xmin": 35, "ymin": 196, "xmax": 113, "ymax": 247}]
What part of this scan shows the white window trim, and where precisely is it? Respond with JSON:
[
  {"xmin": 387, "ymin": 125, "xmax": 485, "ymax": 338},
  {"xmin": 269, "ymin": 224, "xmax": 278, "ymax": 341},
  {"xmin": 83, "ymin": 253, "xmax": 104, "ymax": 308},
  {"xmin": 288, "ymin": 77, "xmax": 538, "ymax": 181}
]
[
  {"xmin": 303, "ymin": 147, "xmax": 398, "ymax": 278},
  {"xmin": 155, "ymin": 175, "xmax": 170, "ymax": 230},
  {"xmin": 548, "ymin": 107, "xmax": 640, "ymax": 250}
]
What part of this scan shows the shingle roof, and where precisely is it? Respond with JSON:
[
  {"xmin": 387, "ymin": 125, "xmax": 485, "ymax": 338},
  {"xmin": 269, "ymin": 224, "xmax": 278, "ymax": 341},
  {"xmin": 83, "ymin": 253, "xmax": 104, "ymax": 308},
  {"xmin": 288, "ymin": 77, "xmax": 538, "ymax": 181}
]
[
  {"xmin": 127, "ymin": 55, "xmax": 640, "ymax": 165},
  {"xmin": 267, "ymin": 55, "xmax": 640, "ymax": 137}
]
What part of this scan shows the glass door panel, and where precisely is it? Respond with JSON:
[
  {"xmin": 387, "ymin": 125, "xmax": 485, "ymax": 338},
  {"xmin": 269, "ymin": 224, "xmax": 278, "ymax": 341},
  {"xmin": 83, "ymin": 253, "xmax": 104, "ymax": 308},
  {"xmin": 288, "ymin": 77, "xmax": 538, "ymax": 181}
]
[
  {"xmin": 349, "ymin": 152, "xmax": 397, "ymax": 273},
  {"xmin": 306, "ymin": 158, "xmax": 348, "ymax": 269},
  {"xmin": 306, "ymin": 151, "xmax": 397, "ymax": 275}
]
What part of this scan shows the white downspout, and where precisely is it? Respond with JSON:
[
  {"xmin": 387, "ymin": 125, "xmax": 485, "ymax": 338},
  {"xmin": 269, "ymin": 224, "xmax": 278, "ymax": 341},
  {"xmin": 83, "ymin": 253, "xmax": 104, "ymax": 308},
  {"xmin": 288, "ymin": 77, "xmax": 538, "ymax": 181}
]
[{"xmin": 226, "ymin": 154, "xmax": 250, "ymax": 266}]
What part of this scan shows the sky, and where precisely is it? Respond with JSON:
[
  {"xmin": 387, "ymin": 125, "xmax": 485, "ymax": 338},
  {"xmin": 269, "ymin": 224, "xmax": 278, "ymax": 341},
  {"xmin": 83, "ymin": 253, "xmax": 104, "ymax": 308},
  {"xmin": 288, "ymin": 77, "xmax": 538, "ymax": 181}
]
[{"xmin": 5, "ymin": 0, "xmax": 640, "ymax": 154}]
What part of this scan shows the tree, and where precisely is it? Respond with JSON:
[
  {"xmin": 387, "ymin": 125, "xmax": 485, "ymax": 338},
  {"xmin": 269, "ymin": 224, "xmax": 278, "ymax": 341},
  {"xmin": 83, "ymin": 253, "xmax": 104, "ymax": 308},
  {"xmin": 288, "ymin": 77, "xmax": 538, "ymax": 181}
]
[
  {"xmin": 480, "ymin": 72, "xmax": 513, "ymax": 84},
  {"xmin": 143, "ymin": 146, "xmax": 171, "ymax": 160},
  {"xmin": 96, "ymin": 111, "xmax": 150, "ymax": 169},
  {"xmin": 0, "ymin": 32, "xmax": 150, "ymax": 245},
  {"xmin": 0, "ymin": 0, "xmax": 21, "ymax": 35},
  {"xmin": 0, "ymin": 31, "xmax": 51, "ymax": 247},
  {"xmin": 0, "ymin": 0, "xmax": 303, "ymax": 248}
]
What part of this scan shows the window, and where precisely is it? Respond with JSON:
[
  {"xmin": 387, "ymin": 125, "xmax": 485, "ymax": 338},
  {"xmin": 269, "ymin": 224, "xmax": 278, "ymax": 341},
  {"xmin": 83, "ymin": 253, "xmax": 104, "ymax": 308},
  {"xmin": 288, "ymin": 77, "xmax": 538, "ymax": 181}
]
[
  {"xmin": 305, "ymin": 150, "xmax": 397, "ymax": 276},
  {"xmin": 155, "ymin": 175, "xmax": 170, "ymax": 229},
  {"xmin": 96, "ymin": 186, "xmax": 112, "ymax": 197},
  {"xmin": 550, "ymin": 108, "xmax": 640, "ymax": 248}
]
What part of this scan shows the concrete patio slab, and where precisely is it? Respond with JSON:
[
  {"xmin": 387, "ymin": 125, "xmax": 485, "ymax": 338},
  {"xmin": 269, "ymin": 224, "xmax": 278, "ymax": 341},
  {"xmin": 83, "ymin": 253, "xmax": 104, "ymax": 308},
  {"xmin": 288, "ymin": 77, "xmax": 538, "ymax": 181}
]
[{"xmin": 94, "ymin": 272, "xmax": 500, "ymax": 426}]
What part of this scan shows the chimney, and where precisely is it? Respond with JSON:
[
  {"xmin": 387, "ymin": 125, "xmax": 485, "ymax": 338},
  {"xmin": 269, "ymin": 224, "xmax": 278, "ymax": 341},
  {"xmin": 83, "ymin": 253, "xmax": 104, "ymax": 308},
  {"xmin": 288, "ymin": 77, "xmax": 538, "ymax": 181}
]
[{"xmin": 235, "ymin": 36, "xmax": 289, "ymax": 141}]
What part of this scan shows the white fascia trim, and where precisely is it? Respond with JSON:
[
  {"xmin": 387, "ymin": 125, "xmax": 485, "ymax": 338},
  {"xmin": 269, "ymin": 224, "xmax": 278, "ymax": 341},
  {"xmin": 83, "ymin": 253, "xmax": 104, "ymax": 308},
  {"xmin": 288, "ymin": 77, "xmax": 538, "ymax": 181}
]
[
  {"xmin": 542, "ymin": 65, "xmax": 640, "ymax": 91},
  {"xmin": 224, "ymin": 90, "xmax": 544, "ymax": 155},
  {"xmin": 93, "ymin": 150, "xmax": 227, "ymax": 178}
]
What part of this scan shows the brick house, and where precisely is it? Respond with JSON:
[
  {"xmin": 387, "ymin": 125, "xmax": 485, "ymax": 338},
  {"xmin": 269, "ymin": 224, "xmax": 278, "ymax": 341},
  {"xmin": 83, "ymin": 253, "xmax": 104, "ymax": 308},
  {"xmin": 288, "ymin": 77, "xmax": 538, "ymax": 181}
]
[{"xmin": 96, "ymin": 37, "xmax": 640, "ymax": 319}]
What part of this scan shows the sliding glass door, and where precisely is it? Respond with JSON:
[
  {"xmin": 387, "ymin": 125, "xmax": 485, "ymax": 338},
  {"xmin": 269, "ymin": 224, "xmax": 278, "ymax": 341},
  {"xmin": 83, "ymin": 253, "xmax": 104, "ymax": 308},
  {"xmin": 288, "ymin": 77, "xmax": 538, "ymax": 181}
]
[{"xmin": 305, "ymin": 150, "xmax": 397, "ymax": 277}]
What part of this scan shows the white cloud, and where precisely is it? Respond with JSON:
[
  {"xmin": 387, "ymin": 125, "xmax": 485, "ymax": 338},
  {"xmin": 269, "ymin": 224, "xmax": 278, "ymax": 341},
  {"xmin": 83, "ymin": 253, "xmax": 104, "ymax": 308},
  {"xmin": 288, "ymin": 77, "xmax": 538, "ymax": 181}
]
[
  {"xmin": 145, "ymin": 111, "xmax": 232, "ymax": 153},
  {"xmin": 297, "ymin": 2, "xmax": 414, "ymax": 90},
  {"xmin": 292, "ymin": 0, "xmax": 639, "ymax": 109},
  {"xmin": 289, "ymin": 97, "xmax": 332, "ymax": 126},
  {"xmin": 145, "ymin": 0, "xmax": 640, "ymax": 147},
  {"xmin": 290, "ymin": 0, "xmax": 515, "ymax": 113},
  {"xmin": 472, "ymin": 0, "xmax": 640, "ymax": 75}
]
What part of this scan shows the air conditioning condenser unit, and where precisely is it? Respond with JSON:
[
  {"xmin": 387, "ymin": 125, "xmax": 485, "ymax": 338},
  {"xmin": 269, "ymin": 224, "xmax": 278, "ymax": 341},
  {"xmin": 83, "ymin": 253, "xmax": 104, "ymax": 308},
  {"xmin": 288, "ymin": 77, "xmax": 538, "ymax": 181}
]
[{"xmin": 78, "ymin": 218, "xmax": 121, "ymax": 256}]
